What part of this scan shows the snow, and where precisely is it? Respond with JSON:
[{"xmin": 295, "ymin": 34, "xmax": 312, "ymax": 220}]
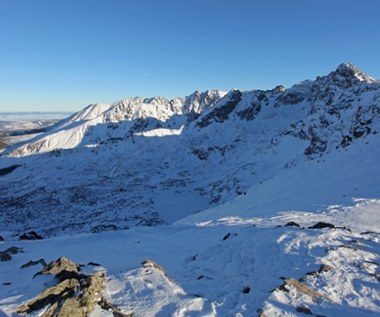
[
  {"xmin": 134, "ymin": 126, "xmax": 184, "ymax": 137},
  {"xmin": 1, "ymin": 200, "xmax": 379, "ymax": 316}
]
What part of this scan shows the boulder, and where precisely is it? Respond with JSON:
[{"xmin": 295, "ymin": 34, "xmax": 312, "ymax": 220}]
[
  {"xmin": 19, "ymin": 231, "xmax": 43, "ymax": 240},
  {"xmin": 17, "ymin": 257, "xmax": 127, "ymax": 317},
  {"xmin": 285, "ymin": 221, "xmax": 301, "ymax": 228},
  {"xmin": 17, "ymin": 278, "xmax": 79, "ymax": 314},
  {"xmin": 279, "ymin": 278, "xmax": 330, "ymax": 302},
  {"xmin": 0, "ymin": 251, "xmax": 11, "ymax": 261},
  {"xmin": 38, "ymin": 256, "xmax": 79, "ymax": 276},
  {"xmin": 0, "ymin": 246, "xmax": 23, "ymax": 261},
  {"xmin": 308, "ymin": 222, "xmax": 336, "ymax": 229}
]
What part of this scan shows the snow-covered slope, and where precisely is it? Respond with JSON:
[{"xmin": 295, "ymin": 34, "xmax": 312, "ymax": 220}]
[
  {"xmin": 0, "ymin": 63, "xmax": 379, "ymax": 236},
  {"xmin": 1, "ymin": 199, "xmax": 379, "ymax": 316},
  {"xmin": 0, "ymin": 63, "xmax": 379, "ymax": 317}
]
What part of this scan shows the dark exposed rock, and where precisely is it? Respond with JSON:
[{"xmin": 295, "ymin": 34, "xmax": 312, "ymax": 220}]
[
  {"xmin": 361, "ymin": 231, "xmax": 380, "ymax": 236},
  {"xmin": 319, "ymin": 115, "xmax": 330, "ymax": 128},
  {"xmin": 5, "ymin": 246, "xmax": 23, "ymax": 254},
  {"xmin": 21, "ymin": 258, "xmax": 47, "ymax": 269},
  {"xmin": 242, "ymin": 286, "xmax": 251, "ymax": 294},
  {"xmin": 285, "ymin": 221, "xmax": 301, "ymax": 228},
  {"xmin": 318, "ymin": 264, "xmax": 334, "ymax": 273},
  {"xmin": 327, "ymin": 63, "xmax": 375, "ymax": 88},
  {"xmin": 340, "ymin": 135, "xmax": 352, "ymax": 148},
  {"xmin": 192, "ymin": 148, "xmax": 209, "ymax": 160},
  {"xmin": 338, "ymin": 244, "xmax": 367, "ymax": 252},
  {"xmin": 237, "ymin": 102, "xmax": 261, "ymax": 120},
  {"xmin": 0, "ymin": 246, "xmax": 23, "ymax": 261},
  {"xmin": 197, "ymin": 90, "xmax": 242, "ymax": 128},
  {"xmin": 98, "ymin": 297, "xmax": 134, "ymax": 317},
  {"xmin": 87, "ymin": 261, "xmax": 101, "ymax": 267},
  {"xmin": 308, "ymin": 222, "xmax": 336, "ymax": 229},
  {"xmin": 257, "ymin": 309, "xmax": 269, "ymax": 317},
  {"xmin": 223, "ymin": 233, "xmax": 231, "ymax": 241},
  {"xmin": 90, "ymin": 224, "xmax": 118, "ymax": 233},
  {"xmin": 306, "ymin": 264, "xmax": 334, "ymax": 277},
  {"xmin": 304, "ymin": 136, "xmax": 327, "ymax": 157},
  {"xmin": 0, "ymin": 251, "xmax": 11, "ymax": 261},
  {"xmin": 296, "ymin": 306, "xmax": 313, "ymax": 315},
  {"xmin": 56, "ymin": 270, "xmax": 89, "ymax": 283},
  {"xmin": 0, "ymin": 236, "xmax": 4, "ymax": 242},
  {"xmin": 187, "ymin": 111, "xmax": 200, "ymax": 122},
  {"xmin": 19, "ymin": 231, "xmax": 43, "ymax": 240},
  {"xmin": 352, "ymin": 126, "xmax": 371, "ymax": 139},
  {"xmin": 278, "ymin": 91, "xmax": 305, "ymax": 105},
  {"xmin": 0, "ymin": 164, "xmax": 21, "ymax": 177},
  {"xmin": 191, "ymin": 253, "xmax": 198, "ymax": 261}
]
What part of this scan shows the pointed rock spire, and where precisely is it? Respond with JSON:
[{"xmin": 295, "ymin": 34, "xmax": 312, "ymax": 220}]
[{"xmin": 327, "ymin": 63, "xmax": 376, "ymax": 87}]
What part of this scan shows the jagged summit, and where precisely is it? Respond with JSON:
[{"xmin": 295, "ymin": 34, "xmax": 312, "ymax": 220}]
[{"xmin": 325, "ymin": 63, "xmax": 376, "ymax": 87}]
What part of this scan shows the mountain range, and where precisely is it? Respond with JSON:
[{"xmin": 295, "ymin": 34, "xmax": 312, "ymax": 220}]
[
  {"xmin": 0, "ymin": 63, "xmax": 380, "ymax": 316},
  {"xmin": 0, "ymin": 63, "xmax": 379, "ymax": 236}
]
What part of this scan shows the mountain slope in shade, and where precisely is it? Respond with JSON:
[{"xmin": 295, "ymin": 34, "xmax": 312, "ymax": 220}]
[{"xmin": 0, "ymin": 63, "xmax": 379, "ymax": 236}]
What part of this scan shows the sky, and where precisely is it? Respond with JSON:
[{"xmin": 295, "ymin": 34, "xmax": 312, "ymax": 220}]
[{"xmin": 0, "ymin": 0, "xmax": 379, "ymax": 112}]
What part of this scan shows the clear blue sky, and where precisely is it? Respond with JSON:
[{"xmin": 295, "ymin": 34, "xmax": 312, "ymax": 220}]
[{"xmin": 1, "ymin": 0, "xmax": 379, "ymax": 112}]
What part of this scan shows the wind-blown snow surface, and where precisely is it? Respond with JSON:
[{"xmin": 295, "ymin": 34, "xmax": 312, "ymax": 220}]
[{"xmin": 1, "ymin": 199, "xmax": 379, "ymax": 316}]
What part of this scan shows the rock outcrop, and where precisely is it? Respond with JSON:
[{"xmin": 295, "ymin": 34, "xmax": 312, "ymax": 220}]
[{"xmin": 17, "ymin": 256, "xmax": 128, "ymax": 317}]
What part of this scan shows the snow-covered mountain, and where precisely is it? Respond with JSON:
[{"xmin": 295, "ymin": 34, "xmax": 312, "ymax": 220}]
[
  {"xmin": 0, "ymin": 63, "xmax": 380, "ymax": 316},
  {"xmin": 0, "ymin": 63, "xmax": 379, "ymax": 236}
]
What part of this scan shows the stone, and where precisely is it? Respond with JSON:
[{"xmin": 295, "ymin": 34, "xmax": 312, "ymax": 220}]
[
  {"xmin": 20, "ymin": 258, "xmax": 47, "ymax": 269},
  {"xmin": 38, "ymin": 256, "xmax": 79, "ymax": 276},
  {"xmin": 279, "ymin": 278, "xmax": 330, "ymax": 302},
  {"xmin": 19, "ymin": 231, "xmax": 43, "ymax": 240},
  {"xmin": 308, "ymin": 222, "xmax": 336, "ymax": 229},
  {"xmin": 296, "ymin": 306, "xmax": 313, "ymax": 315},
  {"xmin": 17, "ymin": 278, "xmax": 79, "ymax": 314},
  {"xmin": 4, "ymin": 246, "xmax": 23, "ymax": 254},
  {"xmin": 285, "ymin": 221, "xmax": 301, "ymax": 227},
  {"xmin": 17, "ymin": 257, "xmax": 114, "ymax": 317},
  {"xmin": 0, "ymin": 251, "xmax": 11, "ymax": 261}
]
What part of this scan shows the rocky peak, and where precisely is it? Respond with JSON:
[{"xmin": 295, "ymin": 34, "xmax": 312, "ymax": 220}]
[
  {"xmin": 183, "ymin": 89, "xmax": 226, "ymax": 115},
  {"xmin": 325, "ymin": 63, "xmax": 376, "ymax": 88}
]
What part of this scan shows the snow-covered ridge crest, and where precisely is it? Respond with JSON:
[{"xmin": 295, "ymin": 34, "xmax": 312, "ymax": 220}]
[{"xmin": 4, "ymin": 89, "xmax": 226, "ymax": 157}]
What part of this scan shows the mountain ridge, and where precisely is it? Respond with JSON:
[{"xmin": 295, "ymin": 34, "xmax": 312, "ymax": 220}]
[{"xmin": 0, "ymin": 63, "xmax": 379, "ymax": 237}]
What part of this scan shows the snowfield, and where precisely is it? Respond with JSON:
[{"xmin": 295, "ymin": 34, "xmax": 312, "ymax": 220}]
[
  {"xmin": 0, "ymin": 63, "xmax": 379, "ymax": 316},
  {"xmin": 0, "ymin": 199, "xmax": 379, "ymax": 316}
]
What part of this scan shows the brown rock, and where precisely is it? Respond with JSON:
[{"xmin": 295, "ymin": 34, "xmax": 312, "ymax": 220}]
[
  {"xmin": 281, "ymin": 278, "xmax": 330, "ymax": 302},
  {"xmin": 36, "ymin": 256, "xmax": 79, "ymax": 277},
  {"xmin": 17, "ymin": 278, "xmax": 79, "ymax": 314}
]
